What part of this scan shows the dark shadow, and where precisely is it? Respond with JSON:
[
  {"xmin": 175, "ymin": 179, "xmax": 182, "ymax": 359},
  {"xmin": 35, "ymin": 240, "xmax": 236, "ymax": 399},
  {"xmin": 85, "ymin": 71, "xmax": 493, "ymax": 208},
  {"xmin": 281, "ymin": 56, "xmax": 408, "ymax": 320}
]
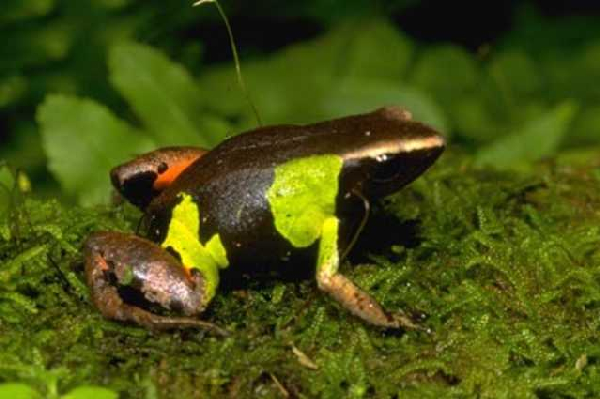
[{"xmin": 347, "ymin": 205, "xmax": 422, "ymax": 263}]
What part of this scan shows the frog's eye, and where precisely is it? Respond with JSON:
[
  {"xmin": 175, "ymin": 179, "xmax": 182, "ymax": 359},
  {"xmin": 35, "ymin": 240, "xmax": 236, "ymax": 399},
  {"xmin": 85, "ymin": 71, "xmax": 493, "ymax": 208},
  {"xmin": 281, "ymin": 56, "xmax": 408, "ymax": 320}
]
[
  {"xmin": 368, "ymin": 145, "xmax": 445, "ymax": 197},
  {"xmin": 371, "ymin": 153, "xmax": 401, "ymax": 182},
  {"xmin": 371, "ymin": 151, "xmax": 434, "ymax": 183}
]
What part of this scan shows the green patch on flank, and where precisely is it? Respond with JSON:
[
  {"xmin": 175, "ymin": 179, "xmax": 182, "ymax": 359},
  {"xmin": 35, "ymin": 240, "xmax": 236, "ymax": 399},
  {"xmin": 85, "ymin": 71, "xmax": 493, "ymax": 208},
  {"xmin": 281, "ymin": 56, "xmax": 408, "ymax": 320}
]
[
  {"xmin": 161, "ymin": 193, "xmax": 229, "ymax": 302},
  {"xmin": 206, "ymin": 234, "xmax": 228, "ymax": 269},
  {"xmin": 266, "ymin": 154, "xmax": 343, "ymax": 247}
]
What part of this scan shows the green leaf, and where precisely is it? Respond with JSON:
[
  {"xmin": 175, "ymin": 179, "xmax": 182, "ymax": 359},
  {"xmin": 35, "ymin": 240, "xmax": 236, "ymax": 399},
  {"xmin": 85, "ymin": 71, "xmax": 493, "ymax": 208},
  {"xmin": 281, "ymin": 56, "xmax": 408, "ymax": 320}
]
[
  {"xmin": 570, "ymin": 105, "xmax": 600, "ymax": 147},
  {"xmin": 1, "ymin": 0, "xmax": 55, "ymax": 24},
  {"xmin": 323, "ymin": 78, "xmax": 448, "ymax": 134},
  {"xmin": 0, "ymin": 383, "xmax": 40, "ymax": 399},
  {"xmin": 37, "ymin": 94, "xmax": 155, "ymax": 205},
  {"xmin": 488, "ymin": 50, "xmax": 541, "ymax": 99},
  {"xmin": 451, "ymin": 96, "xmax": 503, "ymax": 142},
  {"xmin": 198, "ymin": 22, "xmax": 356, "ymax": 126},
  {"xmin": 0, "ymin": 165, "xmax": 15, "ymax": 222},
  {"xmin": 0, "ymin": 165, "xmax": 16, "ymax": 189},
  {"xmin": 197, "ymin": 19, "xmax": 416, "ymax": 129},
  {"xmin": 0, "ymin": 245, "xmax": 48, "ymax": 283},
  {"xmin": 340, "ymin": 19, "xmax": 413, "ymax": 81},
  {"xmin": 109, "ymin": 41, "xmax": 230, "ymax": 148},
  {"xmin": 409, "ymin": 45, "xmax": 480, "ymax": 106},
  {"xmin": 475, "ymin": 102, "xmax": 578, "ymax": 169},
  {"xmin": 61, "ymin": 385, "xmax": 118, "ymax": 399},
  {"xmin": 0, "ymin": 75, "xmax": 28, "ymax": 108}
]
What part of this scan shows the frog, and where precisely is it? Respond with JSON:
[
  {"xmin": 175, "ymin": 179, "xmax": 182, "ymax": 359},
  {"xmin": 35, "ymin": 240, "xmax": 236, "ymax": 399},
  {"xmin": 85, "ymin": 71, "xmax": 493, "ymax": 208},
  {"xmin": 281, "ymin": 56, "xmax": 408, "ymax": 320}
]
[{"xmin": 84, "ymin": 106, "xmax": 445, "ymax": 334}]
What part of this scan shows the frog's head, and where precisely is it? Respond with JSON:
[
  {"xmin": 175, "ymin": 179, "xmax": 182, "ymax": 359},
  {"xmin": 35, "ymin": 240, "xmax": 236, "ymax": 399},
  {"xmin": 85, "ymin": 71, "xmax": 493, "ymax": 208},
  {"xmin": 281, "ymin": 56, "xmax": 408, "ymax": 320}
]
[
  {"xmin": 341, "ymin": 107, "xmax": 446, "ymax": 198},
  {"xmin": 110, "ymin": 147, "xmax": 206, "ymax": 210}
]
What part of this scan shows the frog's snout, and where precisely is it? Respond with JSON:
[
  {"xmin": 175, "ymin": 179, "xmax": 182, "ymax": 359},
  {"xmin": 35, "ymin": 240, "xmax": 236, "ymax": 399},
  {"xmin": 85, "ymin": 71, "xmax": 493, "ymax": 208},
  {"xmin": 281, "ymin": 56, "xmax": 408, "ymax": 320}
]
[{"xmin": 109, "ymin": 165, "xmax": 159, "ymax": 211}]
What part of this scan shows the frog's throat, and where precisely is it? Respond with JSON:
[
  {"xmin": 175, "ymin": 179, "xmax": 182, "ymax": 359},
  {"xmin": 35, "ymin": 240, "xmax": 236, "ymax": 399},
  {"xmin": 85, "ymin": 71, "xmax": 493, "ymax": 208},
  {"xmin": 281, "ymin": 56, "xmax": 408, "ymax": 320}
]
[
  {"xmin": 266, "ymin": 154, "xmax": 343, "ymax": 248},
  {"xmin": 160, "ymin": 193, "xmax": 229, "ymax": 304}
]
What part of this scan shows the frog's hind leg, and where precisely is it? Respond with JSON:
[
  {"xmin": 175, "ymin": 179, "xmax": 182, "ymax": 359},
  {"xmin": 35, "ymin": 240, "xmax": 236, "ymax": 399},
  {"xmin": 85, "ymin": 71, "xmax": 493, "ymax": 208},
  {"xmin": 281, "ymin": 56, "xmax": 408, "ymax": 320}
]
[
  {"xmin": 110, "ymin": 146, "xmax": 207, "ymax": 210},
  {"xmin": 84, "ymin": 231, "xmax": 228, "ymax": 336},
  {"xmin": 315, "ymin": 216, "xmax": 422, "ymax": 330}
]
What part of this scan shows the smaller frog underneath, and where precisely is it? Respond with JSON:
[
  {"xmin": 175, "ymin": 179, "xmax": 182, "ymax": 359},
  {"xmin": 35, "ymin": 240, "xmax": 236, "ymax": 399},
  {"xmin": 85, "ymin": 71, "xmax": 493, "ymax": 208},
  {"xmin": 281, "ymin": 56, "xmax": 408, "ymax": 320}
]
[{"xmin": 84, "ymin": 107, "xmax": 445, "ymax": 333}]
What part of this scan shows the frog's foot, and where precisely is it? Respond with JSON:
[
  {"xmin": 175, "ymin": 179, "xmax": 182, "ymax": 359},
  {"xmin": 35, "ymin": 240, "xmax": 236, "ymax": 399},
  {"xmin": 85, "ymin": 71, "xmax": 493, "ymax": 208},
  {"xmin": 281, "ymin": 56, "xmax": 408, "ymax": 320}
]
[
  {"xmin": 317, "ymin": 271, "xmax": 422, "ymax": 330},
  {"xmin": 316, "ymin": 217, "xmax": 423, "ymax": 330},
  {"xmin": 84, "ymin": 231, "xmax": 227, "ymax": 336}
]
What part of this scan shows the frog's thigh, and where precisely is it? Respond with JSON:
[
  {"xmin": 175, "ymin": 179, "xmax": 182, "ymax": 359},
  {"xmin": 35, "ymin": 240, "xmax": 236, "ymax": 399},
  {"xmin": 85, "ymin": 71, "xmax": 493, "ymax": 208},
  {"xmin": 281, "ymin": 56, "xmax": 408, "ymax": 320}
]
[
  {"xmin": 87, "ymin": 255, "xmax": 221, "ymax": 333},
  {"xmin": 315, "ymin": 216, "xmax": 420, "ymax": 329},
  {"xmin": 84, "ymin": 232, "xmax": 227, "ymax": 335}
]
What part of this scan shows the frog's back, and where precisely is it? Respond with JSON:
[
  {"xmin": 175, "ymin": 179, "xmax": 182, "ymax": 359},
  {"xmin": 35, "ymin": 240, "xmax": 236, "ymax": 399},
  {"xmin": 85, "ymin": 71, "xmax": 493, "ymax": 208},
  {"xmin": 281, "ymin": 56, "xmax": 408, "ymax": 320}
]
[{"xmin": 152, "ymin": 107, "xmax": 433, "ymax": 204}]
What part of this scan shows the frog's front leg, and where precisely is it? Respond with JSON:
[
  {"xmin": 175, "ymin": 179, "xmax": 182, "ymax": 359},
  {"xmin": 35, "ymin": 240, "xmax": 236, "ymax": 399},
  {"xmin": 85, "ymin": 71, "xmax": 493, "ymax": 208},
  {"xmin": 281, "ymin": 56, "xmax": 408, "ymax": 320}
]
[
  {"xmin": 316, "ymin": 217, "xmax": 422, "ymax": 330},
  {"xmin": 84, "ymin": 231, "xmax": 227, "ymax": 336}
]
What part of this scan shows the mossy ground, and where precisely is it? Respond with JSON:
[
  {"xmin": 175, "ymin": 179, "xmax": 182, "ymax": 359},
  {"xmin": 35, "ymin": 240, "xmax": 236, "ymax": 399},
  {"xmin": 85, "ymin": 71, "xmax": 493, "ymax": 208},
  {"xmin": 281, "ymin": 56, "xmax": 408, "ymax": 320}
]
[{"xmin": 1, "ymin": 152, "xmax": 600, "ymax": 398}]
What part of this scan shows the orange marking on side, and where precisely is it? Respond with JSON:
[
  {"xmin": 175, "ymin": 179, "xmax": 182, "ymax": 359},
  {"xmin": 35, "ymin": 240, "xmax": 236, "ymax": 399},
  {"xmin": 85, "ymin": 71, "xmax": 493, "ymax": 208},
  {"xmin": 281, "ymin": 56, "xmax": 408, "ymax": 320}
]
[
  {"xmin": 180, "ymin": 263, "xmax": 198, "ymax": 284},
  {"xmin": 94, "ymin": 254, "xmax": 110, "ymax": 271},
  {"xmin": 153, "ymin": 157, "xmax": 199, "ymax": 190},
  {"xmin": 183, "ymin": 265, "xmax": 193, "ymax": 279}
]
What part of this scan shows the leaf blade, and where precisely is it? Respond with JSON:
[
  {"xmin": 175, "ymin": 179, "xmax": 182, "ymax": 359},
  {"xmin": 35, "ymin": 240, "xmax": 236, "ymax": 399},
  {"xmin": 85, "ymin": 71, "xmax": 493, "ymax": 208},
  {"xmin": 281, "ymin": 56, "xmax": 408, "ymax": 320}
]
[
  {"xmin": 475, "ymin": 101, "xmax": 578, "ymax": 169},
  {"xmin": 109, "ymin": 42, "xmax": 230, "ymax": 148},
  {"xmin": 37, "ymin": 94, "xmax": 155, "ymax": 205}
]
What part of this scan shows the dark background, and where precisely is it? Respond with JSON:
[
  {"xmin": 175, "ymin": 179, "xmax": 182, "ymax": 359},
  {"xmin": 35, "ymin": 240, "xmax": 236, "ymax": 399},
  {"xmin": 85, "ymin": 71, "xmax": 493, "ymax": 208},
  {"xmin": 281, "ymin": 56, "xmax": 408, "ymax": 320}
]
[{"xmin": 1, "ymin": 0, "xmax": 599, "ymax": 200}]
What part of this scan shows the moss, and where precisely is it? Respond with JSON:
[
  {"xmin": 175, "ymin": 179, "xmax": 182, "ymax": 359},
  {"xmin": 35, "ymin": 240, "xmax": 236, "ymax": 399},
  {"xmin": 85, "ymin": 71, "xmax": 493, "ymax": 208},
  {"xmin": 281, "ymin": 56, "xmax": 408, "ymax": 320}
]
[{"xmin": 1, "ymin": 151, "xmax": 599, "ymax": 398}]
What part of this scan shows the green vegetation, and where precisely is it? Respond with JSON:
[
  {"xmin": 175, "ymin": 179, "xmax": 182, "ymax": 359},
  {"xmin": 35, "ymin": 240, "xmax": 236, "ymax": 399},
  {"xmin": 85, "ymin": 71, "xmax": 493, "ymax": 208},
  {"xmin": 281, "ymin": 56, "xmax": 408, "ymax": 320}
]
[
  {"xmin": 1, "ymin": 152, "xmax": 599, "ymax": 398},
  {"xmin": 2, "ymin": 1, "xmax": 600, "ymax": 397}
]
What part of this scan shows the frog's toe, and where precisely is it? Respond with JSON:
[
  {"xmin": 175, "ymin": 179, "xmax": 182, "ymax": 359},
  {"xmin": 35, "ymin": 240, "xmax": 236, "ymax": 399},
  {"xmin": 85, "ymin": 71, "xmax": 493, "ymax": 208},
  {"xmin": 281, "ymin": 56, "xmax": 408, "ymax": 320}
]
[
  {"xmin": 143, "ymin": 315, "xmax": 231, "ymax": 336},
  {"xmin": 84, "ymin": 232, "xmax": 214, "ymax": 330},
  {"xmin": 386, "ymin": 311, "xmax": 429, "ymax": 332}
]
